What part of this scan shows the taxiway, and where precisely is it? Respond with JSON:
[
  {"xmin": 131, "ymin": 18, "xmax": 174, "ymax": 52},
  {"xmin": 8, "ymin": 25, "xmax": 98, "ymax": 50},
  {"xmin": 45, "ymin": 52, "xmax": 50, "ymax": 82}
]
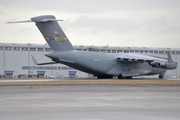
[{"xmin": 0, "ymin": 86, "xmax": 180, "ymax": 120}]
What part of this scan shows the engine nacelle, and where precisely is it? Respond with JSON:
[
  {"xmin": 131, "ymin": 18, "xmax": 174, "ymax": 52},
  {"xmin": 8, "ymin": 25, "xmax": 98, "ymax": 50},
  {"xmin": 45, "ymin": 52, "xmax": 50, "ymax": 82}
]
[
  {"xmin": 158, "ymin": 63, "xmax": 166, "ymax": 68},
  {"xmin": 149, "ymin": 62, "xmax": 177, "ymax": 70},
  {"xmin": 149, "ymin": 62, "xmax": 157, "ymax": 67},
  {"xmin": 158, "ymin": 62, "xmax": 177, "ymax": 69},
  {"xmin": 149, "ymin": 62, "xmax": 158, "ymax": 67}
]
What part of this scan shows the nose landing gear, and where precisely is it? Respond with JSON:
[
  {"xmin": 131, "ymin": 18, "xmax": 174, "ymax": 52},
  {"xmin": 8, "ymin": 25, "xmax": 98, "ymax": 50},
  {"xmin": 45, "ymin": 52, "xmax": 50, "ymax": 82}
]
[{"xmin": 159, "ymin": 74, "xmax": 164, "ymax": 79}]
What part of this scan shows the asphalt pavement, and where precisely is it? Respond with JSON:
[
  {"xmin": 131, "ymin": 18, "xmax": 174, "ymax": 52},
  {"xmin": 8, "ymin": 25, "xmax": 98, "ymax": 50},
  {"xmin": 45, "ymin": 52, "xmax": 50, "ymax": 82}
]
[{"xmin": 0, "ymin": 86, "xmax": 180, "ymax": 120}]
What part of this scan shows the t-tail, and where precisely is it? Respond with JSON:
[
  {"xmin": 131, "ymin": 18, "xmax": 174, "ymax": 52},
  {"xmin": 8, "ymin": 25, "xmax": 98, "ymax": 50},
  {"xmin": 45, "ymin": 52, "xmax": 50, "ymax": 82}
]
[{"xmin": 8, "ymin": 15, "xmax": 75, "ymax": 52}]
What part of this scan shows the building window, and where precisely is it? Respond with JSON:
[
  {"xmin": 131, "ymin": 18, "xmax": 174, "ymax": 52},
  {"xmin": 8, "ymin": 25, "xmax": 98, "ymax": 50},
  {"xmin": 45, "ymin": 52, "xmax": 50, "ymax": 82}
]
[
  {"xmin": 5, "ymin": 47, "xmax": 12, "ymax": 51},
  {"xmin": 107, "ymin": 50, "xmax": 111, "ymax": 53},
  {"xmin": 52, "ymin": 66, "xmax": 59, "ymax": 70},
  {"xmin": 176, "ymin": 51, "xmax": 180, "ymax": 55},
  {"xmin": 149, "ymin": 51, "xmax": 153, "ymax": 53},
  {"xmin": 172, "ymin": 51, "xmax": 176, "ymax": 54},
  {"xmin": 22, "ymin": 47, "xmax": 28, "ymax": 51},
  {"xmin": 45, "ymin": 48, "xmax": 51, "ymax": 52},
  {"xmin": 154, "ymin": 51, "xmax": 158, "ymax": 54},
  {"xmin": 30, "ymin": 48, "xmax": 36, "ymax": 51},
  {"xmin": 13, "ymin": 47, "xmax": 20, "ymax": 51},
  {"xmin": 62, "ymin": 67, "xmax": 68, "ymax": 70},
  {"xmin": 140, "ymin": 50, "xmax": 144, "ymax": 53},
  {"xmin": 117, "ymin": 50, "xmax": 122, "ymax": 53},
  {"xmin": 45, "ymin": 66, "xmax": 52, "ymax": 70},
  {"xmin": 0, "ymin": 47, "xmax": 4, "ymax": 50},
  {"xmin": 124, "ymin": 50, "xmax": 129, "ymax": 53},
  {"xmin": 22, "ymin": 66, "xmax": 29, "ymax": 70},
  {"xmin": 112, "ymin": 50, "xmax": 116, "ymax": 53},
  {"xmin": 76, "ymin": 49, "xmax": 82, "ymax": 51},
  {"xmin": 100, "ymin": 50, "xmax": 106, "ymax": 52},
  {"xmin": 37, "ymin": 48, "xmax": 44, "ymax": 51},
  {"xmin": 69, "ymin": 67, "xmax": 75, "ymax": 70},
  {"xmin": 135, "ymin": 50, "xmax": 139, "ymax": 53},
  {"xmin": 22, "ymin": 66, "xmax": 36, "ymax": 70},
  {"xmin": 165, "ymin": 51, "xmax": 169, "ymax": 54},
  {"xmin": 159, "ymin": 51, "xmax": 164, "ymax": 54},
  {"xmin": 144, "ymin": 51, "xmax": 148, "ymax": 53},
  {"xmin": 130, "ymin": 50, "xmax": 134, "ymax": 53},
  {"xmin": 37, "ymin": 66, "xmax": 44, "ymax": 70},
  {"xmin": 29, "ymin": 66, "xmax": 36, "ymax": 70},
  {"xmin": 57, "ymin": 67, "xmax": 61, "ymax": 70}
]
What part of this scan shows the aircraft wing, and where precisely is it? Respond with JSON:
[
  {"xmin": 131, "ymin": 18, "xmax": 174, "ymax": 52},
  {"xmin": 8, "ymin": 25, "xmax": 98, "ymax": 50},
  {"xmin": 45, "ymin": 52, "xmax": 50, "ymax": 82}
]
[{"xmin": 117, "ymin": 53, "xmax": 156, "ymax": 63}]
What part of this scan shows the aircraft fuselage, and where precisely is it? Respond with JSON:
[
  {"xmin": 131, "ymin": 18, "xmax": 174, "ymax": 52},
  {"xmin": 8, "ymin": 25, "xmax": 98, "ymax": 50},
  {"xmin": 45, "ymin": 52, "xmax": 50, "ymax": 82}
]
[{"xmin": 45, "ymin": 50, "xmax": 170, "ymax": 77}]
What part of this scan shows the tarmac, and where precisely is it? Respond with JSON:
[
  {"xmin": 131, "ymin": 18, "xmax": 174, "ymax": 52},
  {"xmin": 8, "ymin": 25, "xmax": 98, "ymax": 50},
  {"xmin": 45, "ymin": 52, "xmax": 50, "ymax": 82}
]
[
  {"xmin": 0, "ymin": 83, "xmax": 180, "ymax": 120},
  {"xmin": 0, "ymin": 78, "xmax": 180, "ymax": 86}
]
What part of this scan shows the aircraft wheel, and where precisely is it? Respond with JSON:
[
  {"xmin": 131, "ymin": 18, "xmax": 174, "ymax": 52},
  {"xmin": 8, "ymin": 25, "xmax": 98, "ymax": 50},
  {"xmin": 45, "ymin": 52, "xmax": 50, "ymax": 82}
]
[
  {"xmin": 97, "ymin": 75, "xmax": 113, "ymax": 79},
  {"xmin": 159, "ymin": 75, "xmax": 164, "ymax": 79},
  {"xmin": 118, "ymin": 75, "xmax": 124, "ymax": 79},
  {"xmin": 108, "ymin": 76, "xmax": 113, "ymax": 79},
  {"xmin": 126, "ymin": 76, "xmax": 133, "ymax": 79},
  {"xmin": 97, "ymin": 76, "xmax": 102, "ymax": 79}
]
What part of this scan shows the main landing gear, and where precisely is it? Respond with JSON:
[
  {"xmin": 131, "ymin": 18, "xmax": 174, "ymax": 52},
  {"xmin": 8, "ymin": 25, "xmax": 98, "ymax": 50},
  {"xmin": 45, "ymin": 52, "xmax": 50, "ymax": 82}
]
[
  {"xmin": 118, "ymin": 76, "xmax": 133, "ymax": 79},
  {"xmin": 118, "ymin": 74, "xmax": 133, "ymax": 79},
  {"xmin": 97, "ymin": 75, "xmax": 113, "ymax": 79},
  {"xmin": 96, "ymin": 74, "xmax": 133, "ymax": 79}
]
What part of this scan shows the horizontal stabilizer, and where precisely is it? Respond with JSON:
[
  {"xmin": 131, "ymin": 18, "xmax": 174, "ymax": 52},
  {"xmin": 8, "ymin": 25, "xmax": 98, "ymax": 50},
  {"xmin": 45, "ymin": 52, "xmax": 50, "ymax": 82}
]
[
  {"xmin": 7, "ymin": 19, "xmax": 63, "ymax": 24},
  {"xmin": 7, "ymin": 20, "xmax": 32, "ymax": 24},
  {"xmin": 31, "ymin": 55, "xmax": 57, "ymax": 65},
  {"xmin": 35, "ymin": 19, "xmax": 63, "ymax": 22},
  {"xmin": 35, "ymin": 62, "xmax": 57, "ymax": 65}
]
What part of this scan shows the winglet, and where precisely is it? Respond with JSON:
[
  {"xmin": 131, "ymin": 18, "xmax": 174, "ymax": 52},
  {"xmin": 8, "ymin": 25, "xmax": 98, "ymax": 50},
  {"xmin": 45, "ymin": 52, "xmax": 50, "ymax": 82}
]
[{"xmin": 167, "ymin": 51, "xmax": 172, "ymax": 62}]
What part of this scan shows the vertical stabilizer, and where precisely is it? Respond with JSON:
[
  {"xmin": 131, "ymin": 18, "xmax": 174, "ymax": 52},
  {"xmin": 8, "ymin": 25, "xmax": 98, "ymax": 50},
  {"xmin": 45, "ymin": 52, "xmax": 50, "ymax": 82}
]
[{"xmin": 31, "ymin": 15, "xmax": 75, "ymax": 52}]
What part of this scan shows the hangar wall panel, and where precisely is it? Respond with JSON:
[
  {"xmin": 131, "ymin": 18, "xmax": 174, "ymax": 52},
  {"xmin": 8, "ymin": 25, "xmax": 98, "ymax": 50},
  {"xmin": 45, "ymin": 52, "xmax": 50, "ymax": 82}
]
[{"xmin": 0, "ymin": 51, "xmax": 4, "ymax": 75}]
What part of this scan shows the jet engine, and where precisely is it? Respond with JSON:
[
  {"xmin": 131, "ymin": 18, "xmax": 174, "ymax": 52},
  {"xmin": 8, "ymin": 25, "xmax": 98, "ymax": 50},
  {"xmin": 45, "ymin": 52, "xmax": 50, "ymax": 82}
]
[
  {"xmin": 158, "ymin": 63, "xmax": 166, "ymax": 68},
  {"xmin": 149, "ymin": 62, "xmax": 157, "ymax": 67},
  {"xmin": 149, "ymin": 62, "xmax": 177, "ymax": 70}
]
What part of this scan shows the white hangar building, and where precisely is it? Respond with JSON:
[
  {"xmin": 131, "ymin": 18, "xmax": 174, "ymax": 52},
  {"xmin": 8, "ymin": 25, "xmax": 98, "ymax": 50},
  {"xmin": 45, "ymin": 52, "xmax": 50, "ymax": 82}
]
[{"xmin": 0, "ymin": 43, "xmax": 179, "ymax": 78}]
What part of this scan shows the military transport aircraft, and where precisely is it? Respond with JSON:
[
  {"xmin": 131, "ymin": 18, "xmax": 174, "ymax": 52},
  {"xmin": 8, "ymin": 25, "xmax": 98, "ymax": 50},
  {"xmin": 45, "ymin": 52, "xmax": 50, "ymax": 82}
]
[{"xmin": 8, "ymin": 15, "xmax": 177, "ymax": 79}]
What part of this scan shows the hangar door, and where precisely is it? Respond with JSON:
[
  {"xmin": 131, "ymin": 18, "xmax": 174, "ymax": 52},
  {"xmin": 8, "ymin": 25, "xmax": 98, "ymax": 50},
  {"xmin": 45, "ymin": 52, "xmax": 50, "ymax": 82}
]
[
  {"xmin": 69, "ymin": 70, "xmax": 77, "ymax": 78},
  {"xmin": 4, "ymin": 70, "xmax": 14, "ymax": 78}
]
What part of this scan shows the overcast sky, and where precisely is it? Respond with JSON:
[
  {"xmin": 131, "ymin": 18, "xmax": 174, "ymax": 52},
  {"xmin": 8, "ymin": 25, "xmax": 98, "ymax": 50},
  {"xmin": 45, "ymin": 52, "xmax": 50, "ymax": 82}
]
[{"xmin": 0, "ymin": 0, "xmax": 180, "ymax": 48}]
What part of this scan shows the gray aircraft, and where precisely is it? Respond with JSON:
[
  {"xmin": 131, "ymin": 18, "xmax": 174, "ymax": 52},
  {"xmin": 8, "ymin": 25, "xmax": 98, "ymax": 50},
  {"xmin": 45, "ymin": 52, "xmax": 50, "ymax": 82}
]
[{"xmin": 8, "ymin": 15, "xmax": 177, "ymax": 79}]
